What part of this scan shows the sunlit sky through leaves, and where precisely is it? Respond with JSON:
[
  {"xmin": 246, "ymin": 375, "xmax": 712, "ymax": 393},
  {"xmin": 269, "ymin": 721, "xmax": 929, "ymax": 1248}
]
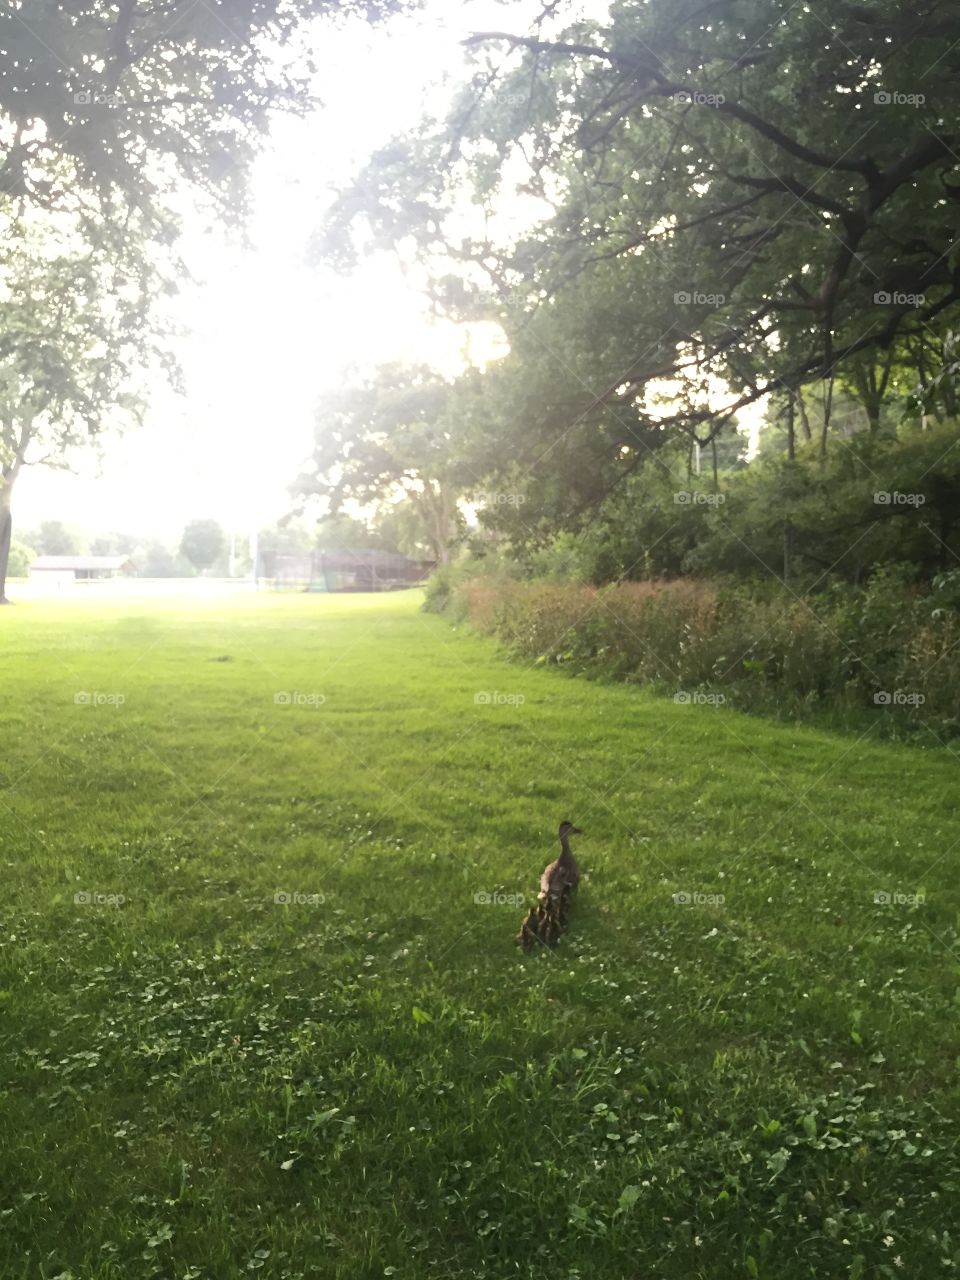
[{"xmin": 16, "ymin": 0, "xmax": 643, "ymax": 543}]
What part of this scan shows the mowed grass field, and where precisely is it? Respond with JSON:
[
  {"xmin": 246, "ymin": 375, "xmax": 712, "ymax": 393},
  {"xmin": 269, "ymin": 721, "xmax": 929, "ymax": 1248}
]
[{"xmin": 1, "ymin": 590, "xmax": 958, "ymax": 1280}]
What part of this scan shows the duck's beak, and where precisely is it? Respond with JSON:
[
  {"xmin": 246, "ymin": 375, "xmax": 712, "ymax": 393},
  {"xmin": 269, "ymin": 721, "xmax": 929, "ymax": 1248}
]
[{"xmin": 571, "ymin": 826, "xmax": 583, "ymax": 835}]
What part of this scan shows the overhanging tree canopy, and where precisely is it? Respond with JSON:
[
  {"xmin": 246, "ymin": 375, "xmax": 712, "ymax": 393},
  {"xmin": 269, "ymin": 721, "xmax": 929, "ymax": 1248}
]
[
  {"xmin": 323, "ymin": 0, "xmax": 960, "ymax": 524},
  {"xmin": 0, "ymin": 0, "xmax": 414, "ymax": 224}
]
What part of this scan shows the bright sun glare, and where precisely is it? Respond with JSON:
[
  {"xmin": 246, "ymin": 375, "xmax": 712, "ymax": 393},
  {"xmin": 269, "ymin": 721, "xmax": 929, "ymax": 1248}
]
[{"xmin": 18, "ymin": 1, "xmax": 601, "ymax": 541}]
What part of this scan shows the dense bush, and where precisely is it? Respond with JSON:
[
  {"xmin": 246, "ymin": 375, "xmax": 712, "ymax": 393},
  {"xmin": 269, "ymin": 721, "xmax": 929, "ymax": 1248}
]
[
  {"xmin": 496, "ymin": 422, "xmax": 960, "ymax": 586},
  {"xmin": 6, "ymin": 541, "xmax": 35, "ymax": 578},
  {"xmin": 437, "ymin": 570, "xmax": 960, "ymax": 741}
]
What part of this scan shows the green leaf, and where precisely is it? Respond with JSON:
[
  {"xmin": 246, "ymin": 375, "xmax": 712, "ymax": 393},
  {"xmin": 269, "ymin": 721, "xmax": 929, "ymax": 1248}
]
[
  {"xmin": 145, "ymin": 1223, "xmax": 173, "ymax": 1248},
  {"xmin": 616, "ymin": 1184, "xmax": 641, "ymax": 1214},
  {"xmin": 310, "ymin": 1107, "xmax": 341, "ymax": 1126}
]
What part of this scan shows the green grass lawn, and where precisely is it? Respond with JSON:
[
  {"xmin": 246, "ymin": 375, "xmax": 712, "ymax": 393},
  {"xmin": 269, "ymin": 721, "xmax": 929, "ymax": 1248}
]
[{"xmin": 1, "ymin": 590, "xmax": 958, "ymax": 1279}]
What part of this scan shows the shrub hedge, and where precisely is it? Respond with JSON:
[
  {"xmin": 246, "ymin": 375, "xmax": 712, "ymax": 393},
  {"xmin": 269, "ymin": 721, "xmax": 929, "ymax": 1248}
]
[{"xmin": 426, "ymin": 567, "xmax": 960, "ymax": 741}]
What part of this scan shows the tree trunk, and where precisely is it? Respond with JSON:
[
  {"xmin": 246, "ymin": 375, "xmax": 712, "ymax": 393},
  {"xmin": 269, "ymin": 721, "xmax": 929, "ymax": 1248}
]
[
  {"xmin": 852, "ymin": 363, "xmax": 883, "ymax": 432},
  {"xmin": 430, "ymin": 484, "xmax": 451, "ymax": 565},
  {"xmin": 819, "ymin": 376, "xmax": 834, "ymax": 460},
  {"xmin": 0, "ymin": 420, "xmax": 30, "ymax": 601},
  {"xmin": 437, "ymin": 484, "xmax": 455, "ymax": 564},
  {"xmin": 416, "ymin": 482, "xmax": 453, "ymax": 565},
  {"xmin": 796, "ymin": 388, "xmax": 812, "ymax": 442},
  {"xmin": 0, "ymin": 477, "xmax": 14, "ymax": 603},
  {"xmin": 786, "ymin": 391, "xmax": 796, "ymax": 461},
  {"xmin": 783, "ymin": 394, "xmax": 796, "ymax": 583}
]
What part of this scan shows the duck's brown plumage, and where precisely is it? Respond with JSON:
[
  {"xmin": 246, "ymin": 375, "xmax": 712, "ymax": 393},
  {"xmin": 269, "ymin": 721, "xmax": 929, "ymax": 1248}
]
[
  {"xmin": 539, "ymin": 844, "xmax": 580, "ymax": 900},
  {"xmin": 517, "ymin": 822, "xmax": 582, "ymax": 951}
]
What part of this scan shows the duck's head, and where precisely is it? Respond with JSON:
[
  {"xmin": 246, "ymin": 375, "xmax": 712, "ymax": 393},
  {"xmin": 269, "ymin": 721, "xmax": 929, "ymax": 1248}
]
[{"xmin": 559, "ymin": 820, "xmax": 583, "ymax": 839}]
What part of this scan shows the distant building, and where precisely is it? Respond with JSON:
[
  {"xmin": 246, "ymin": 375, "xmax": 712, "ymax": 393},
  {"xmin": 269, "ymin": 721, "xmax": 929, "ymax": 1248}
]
[
  {"xmin": 29, "ymin": 555, "xmax": 137, "ymax": 583},
  {"xmin": 271, "ymin": 549, "xmax": 435, "ymax": 592}
]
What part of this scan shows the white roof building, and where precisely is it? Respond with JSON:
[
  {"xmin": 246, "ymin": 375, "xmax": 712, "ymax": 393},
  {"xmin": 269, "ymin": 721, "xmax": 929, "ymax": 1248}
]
[{"xmin": 29, "ymin": 555, "xmax": 137, "ymax": 581}]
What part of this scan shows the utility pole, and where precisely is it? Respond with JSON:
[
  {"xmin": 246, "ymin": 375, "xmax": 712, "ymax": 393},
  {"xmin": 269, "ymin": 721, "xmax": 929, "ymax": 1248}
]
[{"xmin": 249, "ymin": 528, "xmax": 259, "ymax": 590}]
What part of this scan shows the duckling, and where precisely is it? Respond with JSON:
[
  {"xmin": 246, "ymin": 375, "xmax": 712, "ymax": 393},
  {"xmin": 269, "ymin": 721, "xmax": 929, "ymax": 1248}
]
[
  {"xmin": 516, "ymin": 821, "xmax": 583, "ymax": 951},
  {"xmin": 516, "ymin": 899, "xmax": 548, "ymax": 951}
]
